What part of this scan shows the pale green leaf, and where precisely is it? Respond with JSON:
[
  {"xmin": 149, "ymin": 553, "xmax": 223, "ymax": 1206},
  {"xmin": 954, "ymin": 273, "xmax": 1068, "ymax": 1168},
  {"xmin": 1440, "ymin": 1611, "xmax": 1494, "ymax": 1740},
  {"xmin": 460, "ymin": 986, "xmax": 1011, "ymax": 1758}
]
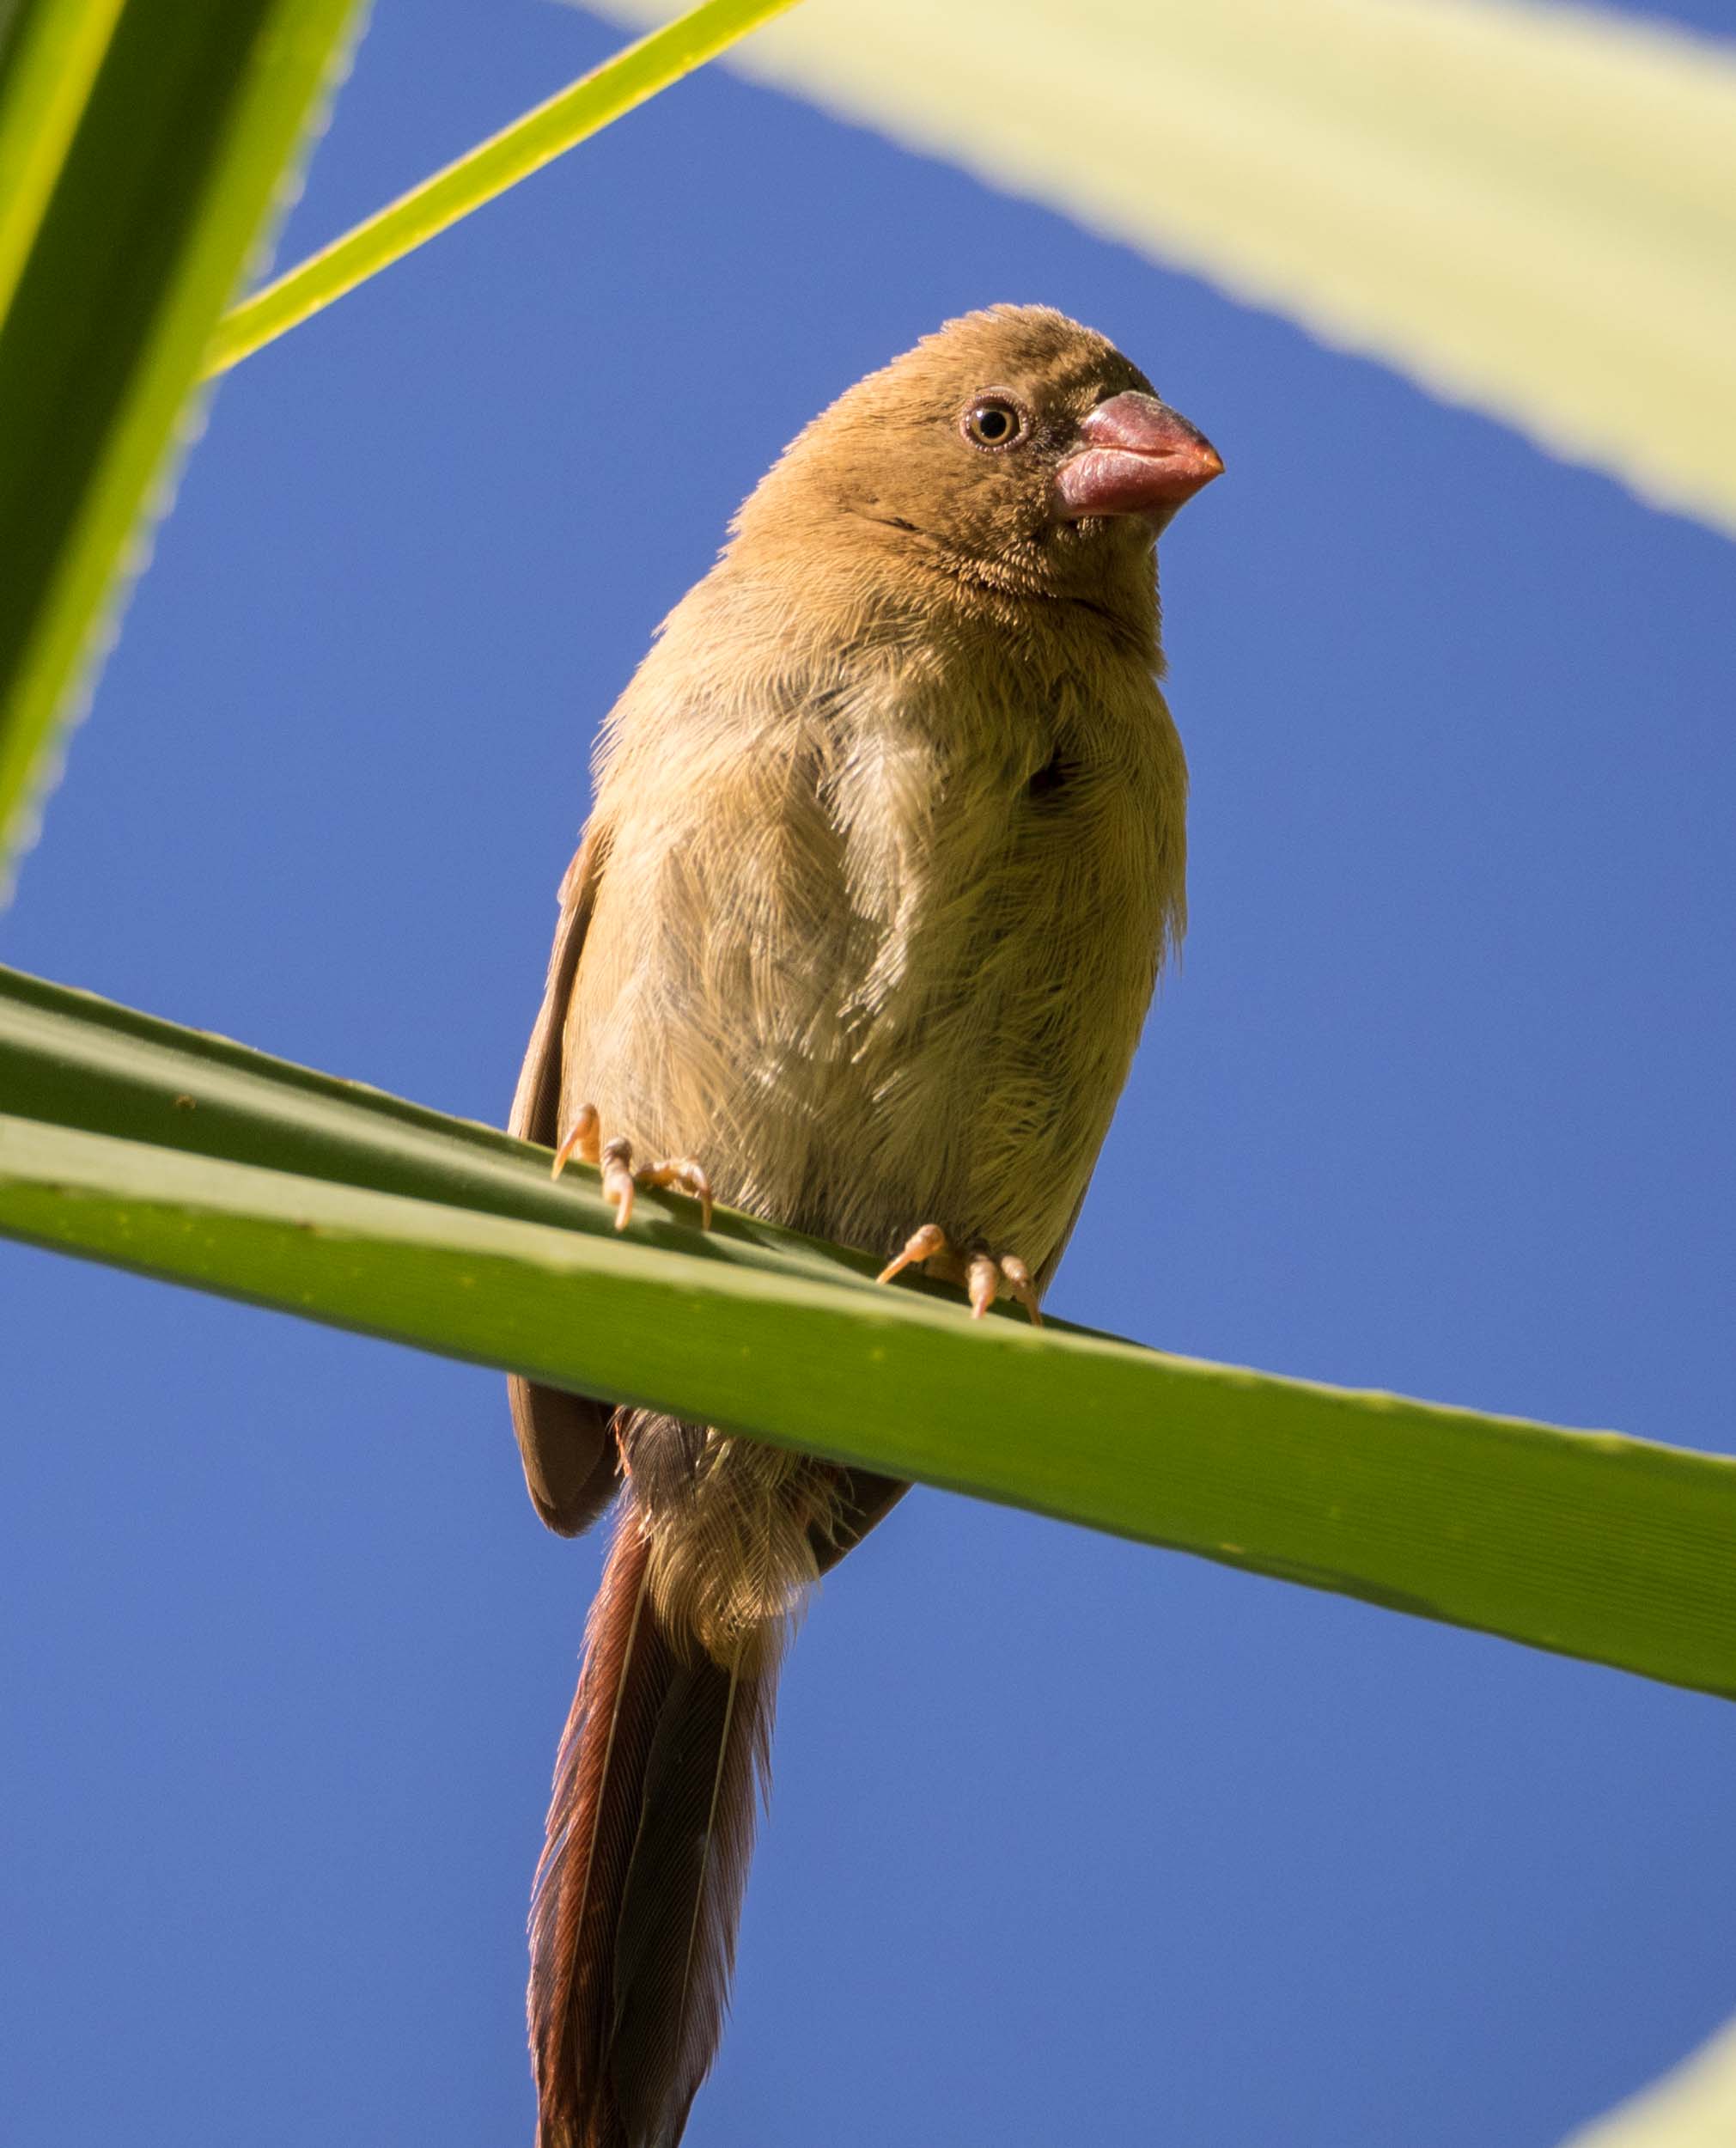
[
  {"xmin": 1559, "ymin": 2017, "xmax": 1736, "ymax": 2147},
  {"xmin": 587, "ymin": 0, "xmax": 1736, "ymax": 539}
]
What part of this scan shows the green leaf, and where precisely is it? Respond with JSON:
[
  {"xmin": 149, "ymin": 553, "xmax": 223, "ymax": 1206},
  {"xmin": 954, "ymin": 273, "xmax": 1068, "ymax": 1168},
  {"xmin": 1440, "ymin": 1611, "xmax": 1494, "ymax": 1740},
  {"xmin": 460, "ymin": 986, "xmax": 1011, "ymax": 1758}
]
[
  {"xmin": 0, "ymin": 0, "xmax": 365, "ymax": 885},
  {"xmin": 204, "ymin": 0, "xmax": 803, "ymax": 378},
  {"xmin": 3, "ymin": 962, "xmax": 1733, "ymax": 1701},
  {"xmin": 0, "ymin": 0, "xmax": 128, "ymax": 323}
]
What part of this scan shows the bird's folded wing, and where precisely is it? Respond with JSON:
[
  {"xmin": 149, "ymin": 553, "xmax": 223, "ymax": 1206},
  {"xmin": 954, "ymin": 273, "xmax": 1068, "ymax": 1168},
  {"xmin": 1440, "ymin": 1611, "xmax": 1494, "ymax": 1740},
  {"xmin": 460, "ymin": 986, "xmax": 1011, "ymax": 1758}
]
[{"xmin": 508, "ymin": 821, "xmax": 622, "ymax": 1537}]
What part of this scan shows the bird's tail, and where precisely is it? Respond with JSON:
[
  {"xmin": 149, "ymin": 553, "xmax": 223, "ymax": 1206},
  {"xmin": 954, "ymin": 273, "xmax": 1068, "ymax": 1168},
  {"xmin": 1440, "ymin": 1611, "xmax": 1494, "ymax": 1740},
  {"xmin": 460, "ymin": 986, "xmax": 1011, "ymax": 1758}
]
[
  {"xmin": 528, "ymin": 1488, "xmax": 783, "ymax": 2148},
  {"xmin": 530, "ymin": 1413, "xmax": 907, "ymax": 2148}
]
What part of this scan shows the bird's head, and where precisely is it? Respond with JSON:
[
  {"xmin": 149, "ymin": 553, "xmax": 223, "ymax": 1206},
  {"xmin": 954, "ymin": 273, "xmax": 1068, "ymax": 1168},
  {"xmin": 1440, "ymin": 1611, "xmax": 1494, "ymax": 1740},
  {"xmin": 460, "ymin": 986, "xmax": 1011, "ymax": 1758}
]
[{"xmin": 735, "ymin": 304, "xmax": 1221, "ymax": 624}]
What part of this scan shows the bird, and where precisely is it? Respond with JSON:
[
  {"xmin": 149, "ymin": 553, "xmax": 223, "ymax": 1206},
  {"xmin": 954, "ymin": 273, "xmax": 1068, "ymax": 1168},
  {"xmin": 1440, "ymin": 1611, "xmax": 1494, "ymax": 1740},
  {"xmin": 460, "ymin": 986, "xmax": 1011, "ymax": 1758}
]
[{"xmin": 507, "ymin": 302, "xmax": 1221, "ymax": 2147}]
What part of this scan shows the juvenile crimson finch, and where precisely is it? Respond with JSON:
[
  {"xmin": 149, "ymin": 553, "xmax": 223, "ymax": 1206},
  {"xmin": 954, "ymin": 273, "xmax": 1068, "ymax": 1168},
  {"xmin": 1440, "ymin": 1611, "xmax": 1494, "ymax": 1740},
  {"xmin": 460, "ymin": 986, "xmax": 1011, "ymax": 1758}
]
[{"xmin": 509, "ymin": 304, "xmax": 1221, "ymax": 2147}]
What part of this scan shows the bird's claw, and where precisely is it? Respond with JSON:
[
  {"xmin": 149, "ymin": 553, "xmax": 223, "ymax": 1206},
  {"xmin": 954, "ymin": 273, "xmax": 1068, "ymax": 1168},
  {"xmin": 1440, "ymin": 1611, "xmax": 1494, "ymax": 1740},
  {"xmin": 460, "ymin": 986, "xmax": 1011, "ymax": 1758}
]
[
  {"xmin": 875, "ymin": 1226, "xmax": 1042, "ymax": 1325},
  {"xmin": 551, "ymin": 1104, "xmax": 714, "ymax": 1232},
  {"xmin": 628, "ymin": 1151, "xmax": 715, "ymax": 1231}
]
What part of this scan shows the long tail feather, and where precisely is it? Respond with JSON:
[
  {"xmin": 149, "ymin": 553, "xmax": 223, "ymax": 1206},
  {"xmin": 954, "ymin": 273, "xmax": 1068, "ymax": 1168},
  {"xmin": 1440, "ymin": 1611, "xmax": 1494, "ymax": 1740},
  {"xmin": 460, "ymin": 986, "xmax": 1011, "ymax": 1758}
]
[
  {"xmin": 610, "ymin": 1633, "xmax": 779, "ymax": 2146},
  {"xmin": 530, "ymin": 1507, "xmax": 662, "ymax": 2147},
  {"xmin": 529, "ymin": 1498, "xmax": 780, "ymax": 2148}
]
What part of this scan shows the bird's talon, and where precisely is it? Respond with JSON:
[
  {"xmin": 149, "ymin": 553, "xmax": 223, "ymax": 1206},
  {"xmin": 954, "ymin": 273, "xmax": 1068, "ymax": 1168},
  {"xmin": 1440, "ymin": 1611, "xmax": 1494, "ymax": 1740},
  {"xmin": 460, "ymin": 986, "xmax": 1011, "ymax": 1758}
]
[
  {"xmin": 552, "ymin": 1108, "xmax": 716, "ymax": 1232},
  {"xmin": 875, "ymin": 1223, "xmax": 949, "ymax": 1286},
  {"xmin": 1000, "ymin": 1254, "xmax": 1043, "ymax": 1327},
  {"xmin": 600, "ymin": 1138, "xmax": 637, "ymax": 1231},
  {"xmin": 878, "ymin": 1224, "xmax": 1042, "ymax": 1324},
  {"xmin": 636, "ymin": 1156, "xmax": 715, "ymax": 1230},
  {"xmin": 550, "ymin": 1103, "xmax": 600, "ymax": 1181}
]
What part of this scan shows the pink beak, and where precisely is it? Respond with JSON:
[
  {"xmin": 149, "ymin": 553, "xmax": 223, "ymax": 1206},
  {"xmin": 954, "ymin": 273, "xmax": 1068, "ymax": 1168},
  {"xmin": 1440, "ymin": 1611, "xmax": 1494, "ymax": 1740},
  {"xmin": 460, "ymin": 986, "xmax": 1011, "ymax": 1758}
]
[{"xmin": 1054, "ymin": 392, "xmax": 1223, "ymax": 526}]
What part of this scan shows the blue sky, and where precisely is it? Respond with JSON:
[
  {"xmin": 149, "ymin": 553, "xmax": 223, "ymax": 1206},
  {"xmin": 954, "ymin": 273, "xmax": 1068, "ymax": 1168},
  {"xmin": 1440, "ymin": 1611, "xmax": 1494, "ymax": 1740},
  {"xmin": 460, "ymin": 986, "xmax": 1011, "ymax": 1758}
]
[{"xmin": 3, "ymin": 3, "xmax": 1733, "ymax": 2142}]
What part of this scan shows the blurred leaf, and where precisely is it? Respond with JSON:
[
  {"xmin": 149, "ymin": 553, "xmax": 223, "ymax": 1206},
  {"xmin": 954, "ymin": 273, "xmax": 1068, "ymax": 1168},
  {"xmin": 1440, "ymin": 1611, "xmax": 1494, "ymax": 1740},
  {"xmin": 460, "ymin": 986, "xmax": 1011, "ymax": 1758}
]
[
  {"xmin": 204, "ymin": 0, "xmax": 804, "ymax": 376},
  {"xmin": 0, "ymin": 0, "xmax": 127, "ymax": 323},
  {"xmin": 588, "ymin": 0, "xmax": 1736, "ymax": 539},
  {"xmin": 0, "ymin": 0, "xmax": 364, "ymax": 886},
  {"xmin": 1559, "ymin": 2017, "xmax": 1736, "ymax": 2146},
  {"xmin": 3, "ymin": 961, "xmax": 1733, "ymax": 1701}
]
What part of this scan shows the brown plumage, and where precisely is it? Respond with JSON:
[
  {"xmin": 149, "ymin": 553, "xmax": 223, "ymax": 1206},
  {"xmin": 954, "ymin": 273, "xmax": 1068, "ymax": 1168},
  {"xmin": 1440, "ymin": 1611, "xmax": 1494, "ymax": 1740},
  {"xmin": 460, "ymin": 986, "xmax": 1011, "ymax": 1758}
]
[{"xmin": 509, "ymin": 304, "xmax": 1221, "ymax": 2145}]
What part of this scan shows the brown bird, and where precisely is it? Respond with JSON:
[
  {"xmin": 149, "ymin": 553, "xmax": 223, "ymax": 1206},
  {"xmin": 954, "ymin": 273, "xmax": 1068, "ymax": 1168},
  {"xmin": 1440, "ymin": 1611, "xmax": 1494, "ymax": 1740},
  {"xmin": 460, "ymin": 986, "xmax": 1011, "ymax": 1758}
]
[{"xmin": 509, "ymin": 303, "xmax": 1221, "ymax": 2147}]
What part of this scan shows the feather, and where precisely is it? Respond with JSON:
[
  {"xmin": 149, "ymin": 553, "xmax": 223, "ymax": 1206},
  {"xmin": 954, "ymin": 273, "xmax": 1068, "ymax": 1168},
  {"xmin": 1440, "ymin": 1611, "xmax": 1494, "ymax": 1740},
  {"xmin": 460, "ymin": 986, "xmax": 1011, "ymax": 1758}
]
[
  {"xmin": 508, "ymin": 824, "xmax": 619, "ymax": 1536},
  {"xmin": 607, "ymin": 1626, "xmax": 779, "ymax": 2148},
  {"xmin": 529, "ymin": 1452, "xmax": 797, "ymax": 2148},
  {"xmin": 530, "ymin": 1506, "xmax": 667, "ymax": 2147}
]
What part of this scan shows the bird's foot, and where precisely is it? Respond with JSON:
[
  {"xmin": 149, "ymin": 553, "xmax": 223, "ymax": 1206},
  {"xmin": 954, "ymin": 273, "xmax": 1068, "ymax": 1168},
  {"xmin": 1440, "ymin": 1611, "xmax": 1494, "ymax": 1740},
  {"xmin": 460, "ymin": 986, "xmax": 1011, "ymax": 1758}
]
[
  {"xmin": 875, "ymin": 1224, "xmax": 1042, "ymax": 1326},
  {"xmin": 550, "ymin": 1103, "xmax": 714, "ymax": 1232}
]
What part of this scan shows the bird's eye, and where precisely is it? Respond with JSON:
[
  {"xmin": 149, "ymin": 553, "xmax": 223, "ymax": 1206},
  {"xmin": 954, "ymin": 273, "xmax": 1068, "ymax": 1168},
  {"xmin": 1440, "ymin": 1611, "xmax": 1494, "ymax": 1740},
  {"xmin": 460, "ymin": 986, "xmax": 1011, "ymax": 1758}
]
[{"xmin": 963, "ymin": 397, "xmax": 1024, "ymax": 450}]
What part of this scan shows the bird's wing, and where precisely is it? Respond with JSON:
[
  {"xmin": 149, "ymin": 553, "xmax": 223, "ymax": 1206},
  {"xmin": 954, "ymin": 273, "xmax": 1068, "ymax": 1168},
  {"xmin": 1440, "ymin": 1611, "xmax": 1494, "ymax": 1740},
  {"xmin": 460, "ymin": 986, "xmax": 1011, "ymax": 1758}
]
[
  {"xmin": 508, "ymin": 821, "xmax": 622, "ymax": 1537},
  {"xmin": 1035, "ymin": 1176, "xmax": 1093, "ymax": 1299}
]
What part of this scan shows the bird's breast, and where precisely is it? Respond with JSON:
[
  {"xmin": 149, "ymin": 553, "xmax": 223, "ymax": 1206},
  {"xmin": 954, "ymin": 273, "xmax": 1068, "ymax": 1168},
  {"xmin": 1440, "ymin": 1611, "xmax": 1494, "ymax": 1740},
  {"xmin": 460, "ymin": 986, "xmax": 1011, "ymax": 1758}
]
[{"xmin": 570, "ymin": 647, "xmax": 1185, "ymax": 1278}]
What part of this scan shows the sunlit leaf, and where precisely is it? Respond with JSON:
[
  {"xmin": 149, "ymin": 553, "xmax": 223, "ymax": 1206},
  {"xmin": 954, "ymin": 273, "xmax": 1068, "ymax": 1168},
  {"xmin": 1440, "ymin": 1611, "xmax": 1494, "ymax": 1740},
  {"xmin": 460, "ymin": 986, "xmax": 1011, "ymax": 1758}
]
[
  {"xmin": 587, "ymin": 0, "xmax": 1736, "ymax": 539},
  {"xmin": 204, "ymin": 0, "xmax": 803, "ymax": 375},
  {"xmin": 1558, "ymin": 2016, "xmax": 1736, "ymax": 2147}
]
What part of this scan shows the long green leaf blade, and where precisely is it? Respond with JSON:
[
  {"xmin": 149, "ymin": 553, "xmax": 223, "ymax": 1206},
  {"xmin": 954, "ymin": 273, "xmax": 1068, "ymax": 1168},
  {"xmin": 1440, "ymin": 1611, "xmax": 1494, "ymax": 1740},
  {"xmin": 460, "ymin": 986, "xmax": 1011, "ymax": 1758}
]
[
  {"xmin": 203, "ymin": 0, "xmax": 801, "ymax": 379},
  {"xmin": 3, "ymin": 965, "xmax": 1732, "ymax": 1700},
  {"xmin": 0, "ymin": 962, "xmax": 880, "ymax": 1295},
  {"xmin": 0, "ymin": 0, "xmax": 128, "ymax": 321},
  {"xmin": 0, "ymin": 0, "xmax": 364, "ymax": 884}
]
